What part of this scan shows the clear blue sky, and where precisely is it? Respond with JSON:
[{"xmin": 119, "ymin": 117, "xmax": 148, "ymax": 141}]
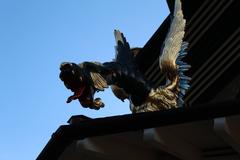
[{"xmin": 0, "ymin": 0, "xmax": 169, "ymax": 159}]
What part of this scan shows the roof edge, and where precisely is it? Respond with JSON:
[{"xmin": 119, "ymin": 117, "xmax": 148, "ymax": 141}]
[{"xmin": 37, "ymin": 100, "xmax": 240, "ymax": 160}]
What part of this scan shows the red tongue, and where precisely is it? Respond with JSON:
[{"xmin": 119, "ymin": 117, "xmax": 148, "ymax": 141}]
[
  {"xmin": 67, "ymin": 86, "xmax": 85, "ymax": 103},
  {"xmin": 76, "ymin": 85, "xmax": 85, "ymax": 97}
]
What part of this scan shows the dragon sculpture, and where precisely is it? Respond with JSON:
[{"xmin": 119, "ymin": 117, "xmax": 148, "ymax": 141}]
[{"xmin": 59, "ymin": 0, "xmax": 190, "ymax": 113}]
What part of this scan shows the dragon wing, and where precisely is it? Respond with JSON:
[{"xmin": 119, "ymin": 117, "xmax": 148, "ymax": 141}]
[
  {"xmin": 159, "ymin": 0, "xmax": 190, "ymax": 106},
  {"xmin": 110, "ymin": 30, "xmax": 133, "ymax": 101},
  {"xmin": 159, "ymin": 0, "xmax": 188, "ymax": 79},
  {"xmin": 114, "ymin": 30, "xmax": 137, "ymax": 68},
  {"xmin": 80, "ymin": 62, "xmax": 108, "ymax": 91},
  {"xmin": 90, "ymin": 72, "xmax": 108, "ymax": 91}
]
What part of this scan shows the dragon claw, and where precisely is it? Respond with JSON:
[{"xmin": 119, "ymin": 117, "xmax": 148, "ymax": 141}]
[{"xmin": 93, "ymin": 98, "xmax": 105, "ymax": 109}]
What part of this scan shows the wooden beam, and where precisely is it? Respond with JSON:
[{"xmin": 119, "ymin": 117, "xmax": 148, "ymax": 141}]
[
  {"xmin": 214, "ymin": 115, "xmax": 240, "ymax": 154},
  {"xmin": 144, "ymin": 127, "xmax": 202, "ymax": 160}
]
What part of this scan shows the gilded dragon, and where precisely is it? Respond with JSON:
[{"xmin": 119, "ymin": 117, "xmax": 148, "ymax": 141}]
[{"xmin": 59, "ymin": 0, "xmax": 190, "ymax": 113}]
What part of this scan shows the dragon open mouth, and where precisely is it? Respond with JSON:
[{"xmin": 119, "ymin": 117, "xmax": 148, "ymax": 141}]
[
  {"xmin": 66, "ymin": 85, "xmax": 86, "ymax": 103},
  {"xmin": 59, "ymin": 62, "xmax": 104, "ymax": 109}
]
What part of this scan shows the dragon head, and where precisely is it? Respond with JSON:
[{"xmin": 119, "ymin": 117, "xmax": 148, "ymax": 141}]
[{"xmin": 59, "ymin": 62, "xmax": 105, "ymax": 110}]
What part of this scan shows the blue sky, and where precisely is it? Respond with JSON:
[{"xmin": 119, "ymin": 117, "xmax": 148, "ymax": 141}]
[{"xmin": 0, "ymin": 0, "xmax": 169, "ymax": 159}]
